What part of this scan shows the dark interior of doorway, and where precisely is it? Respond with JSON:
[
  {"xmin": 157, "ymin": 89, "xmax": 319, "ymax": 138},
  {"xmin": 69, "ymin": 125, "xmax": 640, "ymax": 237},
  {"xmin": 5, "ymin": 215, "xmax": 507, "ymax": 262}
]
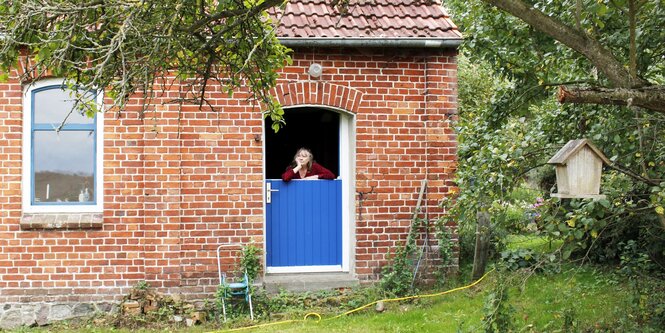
[{"xmin": 265, "ymin": 108, "xmax": 340, "ymax": 180}]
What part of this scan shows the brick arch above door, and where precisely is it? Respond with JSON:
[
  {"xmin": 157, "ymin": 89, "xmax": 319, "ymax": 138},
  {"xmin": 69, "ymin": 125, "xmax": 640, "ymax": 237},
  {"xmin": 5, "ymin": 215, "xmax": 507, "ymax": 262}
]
[{"xmin": 272, "ymin": 82, "xmax": 364, "ymax": 114}]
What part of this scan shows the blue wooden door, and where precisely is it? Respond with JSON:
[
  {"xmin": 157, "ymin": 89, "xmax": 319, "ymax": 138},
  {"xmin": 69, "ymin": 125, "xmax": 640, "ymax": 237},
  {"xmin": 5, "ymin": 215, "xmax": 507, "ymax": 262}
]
[{"xmin": 266, "ymin": 179, "xmax": 342, "ymax": 268}]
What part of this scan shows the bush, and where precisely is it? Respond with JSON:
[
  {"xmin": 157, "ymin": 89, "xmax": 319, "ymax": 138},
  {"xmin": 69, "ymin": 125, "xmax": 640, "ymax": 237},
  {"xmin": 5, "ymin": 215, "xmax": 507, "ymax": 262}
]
[
  {"xmin": 481, "ymin": 275, "xmax": 515, "ymax": 333},
  {"xmin": 239, "ymin": 243, "xmax": 262, "ymax": 282},
  {"xmin": 499, "ymin": 248, "xmax": 538, "ymax": 271}
]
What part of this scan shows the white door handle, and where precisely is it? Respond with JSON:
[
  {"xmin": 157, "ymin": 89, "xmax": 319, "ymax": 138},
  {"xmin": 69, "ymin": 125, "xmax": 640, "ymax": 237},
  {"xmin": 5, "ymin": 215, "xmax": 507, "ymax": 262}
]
[{"xmin": 266, "ymin": 182, "xmax": 279, "ymax": 204}]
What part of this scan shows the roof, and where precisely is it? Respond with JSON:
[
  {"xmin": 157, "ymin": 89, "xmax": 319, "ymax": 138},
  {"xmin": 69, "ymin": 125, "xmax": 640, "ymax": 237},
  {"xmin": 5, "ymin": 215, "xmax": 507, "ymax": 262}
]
[
  {"xmin": 547, "ymin": 139, "xmax": 611, "ymax": 165},
  {"xmin": 273, "ymin": 0, "xmax": 462, "ymax": 48}
]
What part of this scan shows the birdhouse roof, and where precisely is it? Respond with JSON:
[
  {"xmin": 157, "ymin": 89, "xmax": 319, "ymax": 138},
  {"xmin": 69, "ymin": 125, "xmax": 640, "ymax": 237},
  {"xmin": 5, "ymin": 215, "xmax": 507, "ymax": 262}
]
[{"xmin": 547, "ymin": 139, "xmax": 611, "ymax": 165}]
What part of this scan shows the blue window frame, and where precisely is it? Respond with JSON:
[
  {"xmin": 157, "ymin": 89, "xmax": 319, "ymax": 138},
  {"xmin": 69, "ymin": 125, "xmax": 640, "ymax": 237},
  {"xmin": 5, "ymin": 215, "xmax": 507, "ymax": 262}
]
[{"xmin": 23, "ymin": 79, "xmax": 104, "ymax": 212}]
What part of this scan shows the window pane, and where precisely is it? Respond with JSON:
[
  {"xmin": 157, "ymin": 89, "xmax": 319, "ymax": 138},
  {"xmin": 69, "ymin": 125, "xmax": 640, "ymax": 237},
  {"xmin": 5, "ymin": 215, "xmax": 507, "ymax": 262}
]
[
  {"xmin": 33, "ymin": 88, "xmax": 95, "ymax": 124},
  {"xmin": 33, "ymin": 131, "xmax": 95, "ymax": 203}
]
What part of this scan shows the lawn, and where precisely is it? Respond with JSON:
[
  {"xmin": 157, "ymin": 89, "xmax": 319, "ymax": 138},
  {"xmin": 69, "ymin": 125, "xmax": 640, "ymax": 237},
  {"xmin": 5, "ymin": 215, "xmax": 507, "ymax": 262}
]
[
  {"xmin": 11, "ymin": 264, "xmax": 640, "ymax": 333},
  {"xmin": 505, "ymin": 234, "xmax": 563, "ymax": 253},
  {"xmin": 234, "ymin": 265, "xmax": 628, "ymax": 332}
]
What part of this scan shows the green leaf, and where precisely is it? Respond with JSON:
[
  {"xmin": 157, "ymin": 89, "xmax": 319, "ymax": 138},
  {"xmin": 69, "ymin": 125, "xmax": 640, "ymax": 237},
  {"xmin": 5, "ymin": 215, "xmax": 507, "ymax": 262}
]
[{"xmin": 562, "ymin": 249, "xmax": 572, "ymax": 260}]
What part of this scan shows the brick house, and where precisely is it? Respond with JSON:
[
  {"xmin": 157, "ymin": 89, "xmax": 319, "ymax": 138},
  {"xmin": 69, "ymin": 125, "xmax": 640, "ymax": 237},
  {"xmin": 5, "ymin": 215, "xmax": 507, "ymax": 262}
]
[{"xmin": 0, "ymin": 0, "xmax": 461, "ymax": 327}]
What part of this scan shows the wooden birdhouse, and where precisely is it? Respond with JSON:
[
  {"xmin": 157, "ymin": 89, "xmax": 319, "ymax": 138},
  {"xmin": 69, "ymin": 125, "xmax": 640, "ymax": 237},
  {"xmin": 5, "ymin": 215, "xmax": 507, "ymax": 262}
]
[{"xmin": 547, "ymin": 139, "xmax": 610, "ymax": 199}]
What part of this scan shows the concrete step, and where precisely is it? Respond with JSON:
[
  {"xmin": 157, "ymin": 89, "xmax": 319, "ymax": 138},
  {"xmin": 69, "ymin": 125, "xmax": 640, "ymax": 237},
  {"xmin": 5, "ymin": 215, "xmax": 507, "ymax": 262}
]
[{"xmin": 262, "ymin": 272, "xmax": 359, "ymax": 293}]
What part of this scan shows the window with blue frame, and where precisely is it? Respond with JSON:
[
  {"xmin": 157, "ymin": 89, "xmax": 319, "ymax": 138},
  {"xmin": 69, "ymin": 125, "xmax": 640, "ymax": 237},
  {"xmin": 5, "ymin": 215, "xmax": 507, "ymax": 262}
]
[{"xmin": 23, "ymin": 79, "xmax": 103, "ymax": 212}]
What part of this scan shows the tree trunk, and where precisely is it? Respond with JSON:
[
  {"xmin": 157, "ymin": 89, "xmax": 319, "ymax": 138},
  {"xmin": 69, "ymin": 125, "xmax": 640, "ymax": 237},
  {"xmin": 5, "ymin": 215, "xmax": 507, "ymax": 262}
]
[
  {"xmin": 558, "ymin": 85, "xmax": 665, "ymax": 114},
  {"xmin": 472, "ymin": 211, "xmax": 491, "ymax": 280}
]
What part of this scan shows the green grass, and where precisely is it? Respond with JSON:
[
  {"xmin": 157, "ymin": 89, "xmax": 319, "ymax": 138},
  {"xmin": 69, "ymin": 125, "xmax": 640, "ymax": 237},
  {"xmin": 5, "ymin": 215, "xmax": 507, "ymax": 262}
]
[
  {"xmin": 240, "ymin": 266, "xmax": 628, "ymax": 332},
  {"xmin": 16, "ymin": 265, "xmax": 635, "ymax": 333},
  {"xmin": 233, "ymin": 288, "xmax": 486, "ymax": 333},
  {"xmin": 11, "ymin": 236, "xmax": 657, "ymax": 333},
  {"xmin": 505, "ymin": 234, "xmax": 563, "ymax": 253}
]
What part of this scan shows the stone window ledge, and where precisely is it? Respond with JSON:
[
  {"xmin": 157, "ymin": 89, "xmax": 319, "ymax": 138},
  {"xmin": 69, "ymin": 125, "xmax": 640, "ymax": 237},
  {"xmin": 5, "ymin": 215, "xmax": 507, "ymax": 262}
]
[{"xmin": 21, "ymin": 213, "xmax": 103, "ymax": 230}]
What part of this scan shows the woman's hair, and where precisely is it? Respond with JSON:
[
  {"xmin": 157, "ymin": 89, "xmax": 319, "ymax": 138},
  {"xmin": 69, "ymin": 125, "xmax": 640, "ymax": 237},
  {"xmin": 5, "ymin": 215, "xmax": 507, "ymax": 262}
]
[{"xmin": 291, "ymin": 147, "xmax": 313, "ymax": 170}]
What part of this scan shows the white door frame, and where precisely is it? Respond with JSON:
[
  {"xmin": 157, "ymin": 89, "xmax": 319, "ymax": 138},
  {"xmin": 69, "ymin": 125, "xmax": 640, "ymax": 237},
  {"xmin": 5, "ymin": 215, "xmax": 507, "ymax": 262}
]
[{"xmin": 263, "ymin": 105, "xmax": 355, "ymax": 274}]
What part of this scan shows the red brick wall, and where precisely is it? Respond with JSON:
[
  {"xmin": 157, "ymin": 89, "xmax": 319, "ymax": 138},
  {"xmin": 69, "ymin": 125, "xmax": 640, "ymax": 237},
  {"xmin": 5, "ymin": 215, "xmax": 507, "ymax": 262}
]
[{"xmin": 0, "ymin": 47, "xmax": 457, "ymax": 304}]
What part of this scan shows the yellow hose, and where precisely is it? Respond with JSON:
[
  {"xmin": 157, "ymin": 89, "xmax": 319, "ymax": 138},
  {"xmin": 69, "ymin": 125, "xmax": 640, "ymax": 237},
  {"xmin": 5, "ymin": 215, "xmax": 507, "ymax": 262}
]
[{"xmin": 208, "ymin": 269, "xmax": 494, "ymax": 333}]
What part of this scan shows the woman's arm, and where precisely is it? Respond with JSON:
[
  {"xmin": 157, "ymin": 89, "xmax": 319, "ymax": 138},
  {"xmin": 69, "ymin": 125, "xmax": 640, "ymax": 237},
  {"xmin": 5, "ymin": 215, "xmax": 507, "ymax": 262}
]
[
  {"xmin": 310, "ymin": 162, "xmax": 335, "ymax": 179},
  {"xmin": 282, "ymin": 161, "xmax": 304, "ymax": 181},
  {"xmin": 281, "ymin": 168, "xmax": 297, "ymax": 182}
]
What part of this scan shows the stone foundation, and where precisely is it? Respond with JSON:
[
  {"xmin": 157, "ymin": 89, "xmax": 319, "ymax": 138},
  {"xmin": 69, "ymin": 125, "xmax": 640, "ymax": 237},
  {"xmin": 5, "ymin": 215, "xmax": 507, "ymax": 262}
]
[{"xmin": 0, "ymin": 302, "xmax": 116, "ymax": 330}]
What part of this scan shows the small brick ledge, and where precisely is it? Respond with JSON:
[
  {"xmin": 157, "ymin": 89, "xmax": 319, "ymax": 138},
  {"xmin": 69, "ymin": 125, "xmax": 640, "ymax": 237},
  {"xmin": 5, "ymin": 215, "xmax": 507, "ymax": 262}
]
[{"xmin": 21, "ymin": 213, "xmax": 103, "ymax": 230}]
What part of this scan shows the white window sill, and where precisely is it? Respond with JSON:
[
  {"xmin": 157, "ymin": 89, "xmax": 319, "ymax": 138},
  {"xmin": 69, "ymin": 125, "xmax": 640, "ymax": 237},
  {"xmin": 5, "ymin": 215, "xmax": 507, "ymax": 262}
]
[{"xmin": 21, "ymin": 212, "xmax": 103, "ymax": 230}]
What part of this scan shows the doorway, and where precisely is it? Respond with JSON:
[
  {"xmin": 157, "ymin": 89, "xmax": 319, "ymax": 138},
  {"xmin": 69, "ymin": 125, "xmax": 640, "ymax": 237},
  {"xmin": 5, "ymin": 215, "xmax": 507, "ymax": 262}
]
[{"xmin": 264, "ymin": 107, "xmax": 351, "ymax": 273}]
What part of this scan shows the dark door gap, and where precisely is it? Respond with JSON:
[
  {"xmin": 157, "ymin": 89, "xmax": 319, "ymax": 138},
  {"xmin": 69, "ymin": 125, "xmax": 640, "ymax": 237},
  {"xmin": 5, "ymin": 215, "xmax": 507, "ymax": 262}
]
[{"xmin": 265, "ymin": 108, "xmax": 340, "ymax": 179}]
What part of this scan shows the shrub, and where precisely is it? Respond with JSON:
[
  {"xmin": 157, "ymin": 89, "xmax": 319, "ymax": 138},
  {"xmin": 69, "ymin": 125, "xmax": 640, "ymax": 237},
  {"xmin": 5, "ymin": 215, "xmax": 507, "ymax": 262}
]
[{"xmin": 239, "ymin": 243, "xmax": 262, "ymax": 282}]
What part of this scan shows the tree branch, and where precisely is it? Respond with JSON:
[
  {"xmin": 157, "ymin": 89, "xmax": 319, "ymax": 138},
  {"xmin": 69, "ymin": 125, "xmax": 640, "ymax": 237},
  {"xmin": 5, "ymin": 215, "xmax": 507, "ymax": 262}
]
[
  {"xmin": 185, "ymin": 0, "xmax": 284, "ymax": 34},
  {"xmin": 0, "ymin": 0, "xmax": 290, "ymax": 122},
  {"xmin": 628, "ymin": 0, "xmax": 638, "ymax": 80},
  {"xmin": 605, "ymin": 161, "xmax": 661, "ymax": 187},
  {"xmin": 557, "ymin": 85, "xmax": 665, "ymax": 114},
  {"xmin": 482, "ymin": 0, "xmax": 649, "ymax": 89}
]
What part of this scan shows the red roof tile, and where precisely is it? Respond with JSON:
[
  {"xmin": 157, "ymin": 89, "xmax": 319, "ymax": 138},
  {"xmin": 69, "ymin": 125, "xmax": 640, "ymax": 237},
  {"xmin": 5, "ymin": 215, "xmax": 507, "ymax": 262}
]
[{"xmin": 273, "ymin": 0, "xmax": 461, "ymax": 45}]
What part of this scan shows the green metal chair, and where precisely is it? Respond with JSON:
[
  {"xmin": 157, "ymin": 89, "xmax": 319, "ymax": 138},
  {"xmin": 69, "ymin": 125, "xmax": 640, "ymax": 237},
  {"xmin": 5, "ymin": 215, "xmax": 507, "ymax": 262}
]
[{"xmin": 217, "ymin": 245, "xmax": 254, "ymax": 322}]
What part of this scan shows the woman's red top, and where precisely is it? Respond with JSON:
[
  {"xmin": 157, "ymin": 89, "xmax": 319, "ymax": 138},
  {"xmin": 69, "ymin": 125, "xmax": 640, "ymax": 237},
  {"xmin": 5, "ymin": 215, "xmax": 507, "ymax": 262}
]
[{"xmin": 281, "ymin": 162, "xmax": 335, "ymax": 181}]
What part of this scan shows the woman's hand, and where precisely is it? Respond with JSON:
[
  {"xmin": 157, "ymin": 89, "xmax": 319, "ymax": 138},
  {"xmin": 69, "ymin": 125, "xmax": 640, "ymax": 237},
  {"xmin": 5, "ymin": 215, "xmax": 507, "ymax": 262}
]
[
  {"xmin": 293, "ymin": 160, "xmax": 303, "ymax": 173},
  {"xmin": 304, "ymin": 175, "xmax": 319, "ymax": 180}
]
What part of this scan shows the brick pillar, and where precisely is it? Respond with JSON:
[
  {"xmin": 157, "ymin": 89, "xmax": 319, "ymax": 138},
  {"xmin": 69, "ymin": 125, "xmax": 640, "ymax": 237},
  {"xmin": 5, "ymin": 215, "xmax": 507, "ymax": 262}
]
[
  {"xmin": 424, "ymin": 52, "xmax": 458, "ymax": 214},
  {"xmin": 423, "ymin": 52, "xmax": 459, "ymax": 271},
  {"xmin": 0, "ymin": 76, "xmax": 23, "ymax": 300},
  {"xmin": 142, "ymin": 104, "xmax": 182, "ymax": 290}
]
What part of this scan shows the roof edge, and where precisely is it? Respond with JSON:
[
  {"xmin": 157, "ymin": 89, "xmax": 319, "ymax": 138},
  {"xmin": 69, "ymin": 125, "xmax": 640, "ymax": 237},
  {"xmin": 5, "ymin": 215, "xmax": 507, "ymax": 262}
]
[{"xmin": 278, "ymin": 37, "xmax": 463, "ymax": 49}]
